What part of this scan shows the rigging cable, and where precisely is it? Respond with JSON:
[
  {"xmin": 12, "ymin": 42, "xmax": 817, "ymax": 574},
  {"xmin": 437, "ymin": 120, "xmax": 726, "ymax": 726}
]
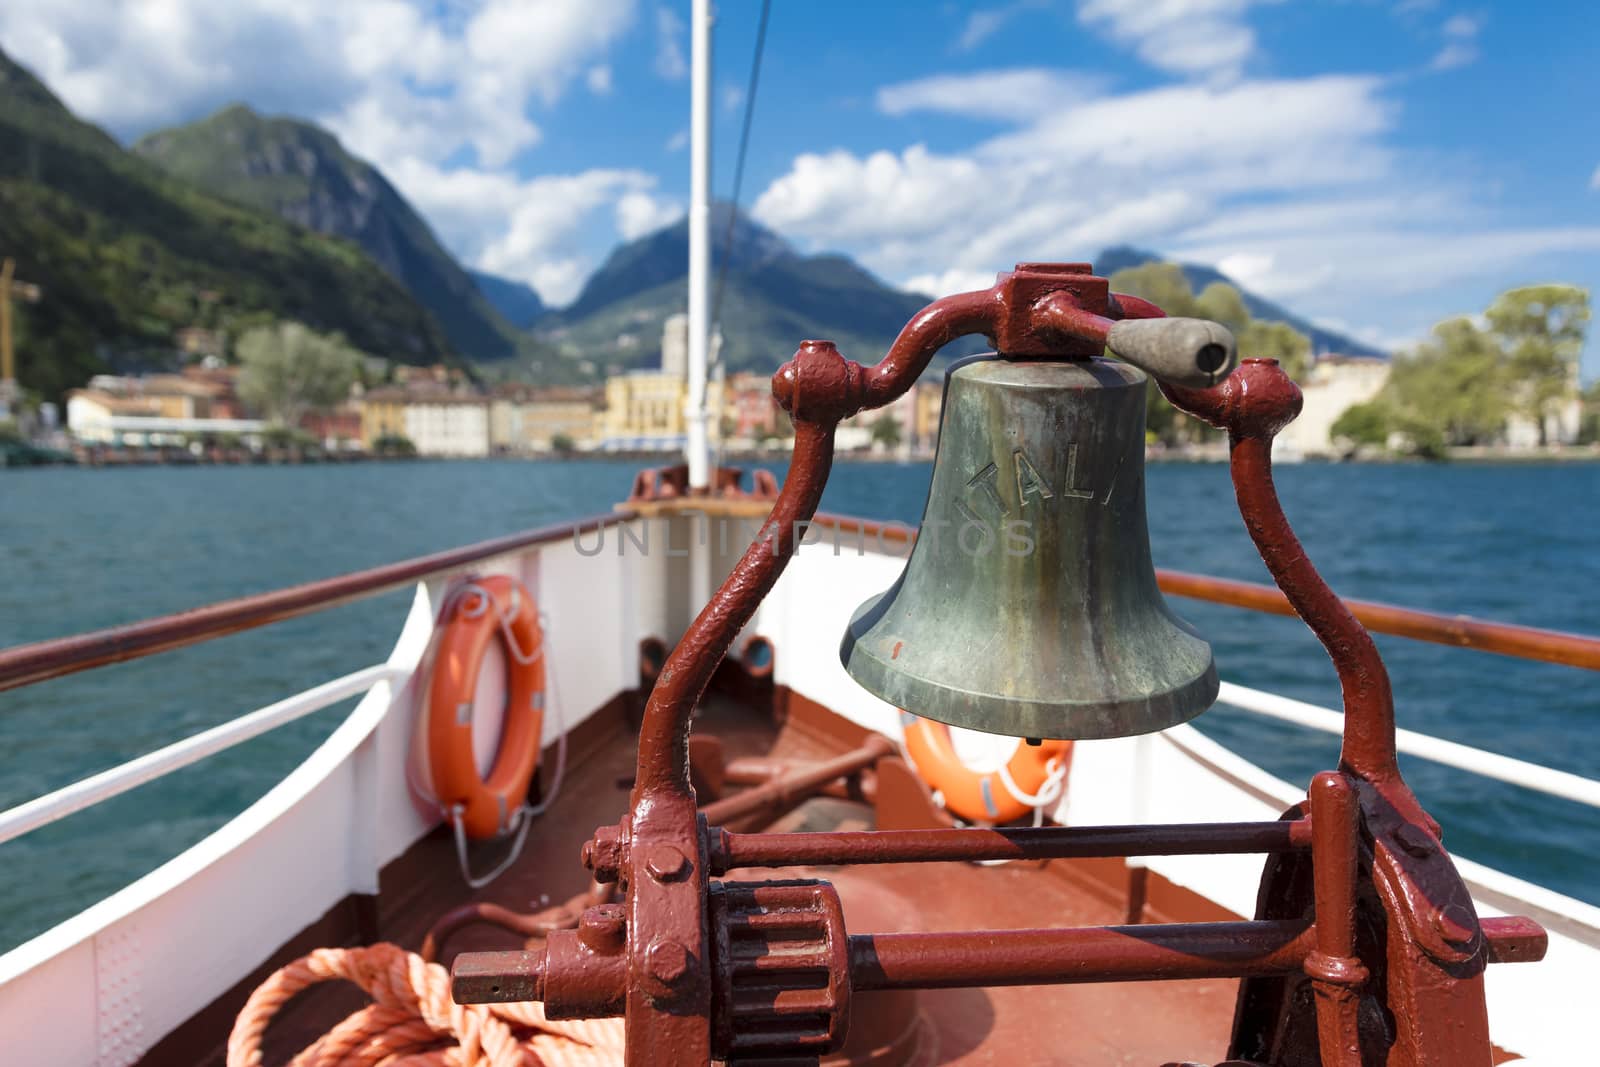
[
  {"xmin": 707, "ymin": 0, "xmax": 772, "ymax": 475},
  {"xmin": 709, "ymin": 0, "xmax": 773, "ymax": 354}
]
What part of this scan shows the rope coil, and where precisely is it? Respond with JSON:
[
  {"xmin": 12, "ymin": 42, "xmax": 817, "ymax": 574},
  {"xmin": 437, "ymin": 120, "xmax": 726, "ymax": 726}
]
[{"xmin": 227, "ymin": 943, "xmax": 622, "ymax": 1067}]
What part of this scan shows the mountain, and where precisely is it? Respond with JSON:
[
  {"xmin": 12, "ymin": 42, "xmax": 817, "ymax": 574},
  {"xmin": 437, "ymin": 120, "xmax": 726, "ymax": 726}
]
[
  {"xmin": 0, "ymin": 47, "xmax": 453, "ymax": 400},
  {"xmin": 1096, "ymin": 245, "xmax": 1386, "ymax": 357},
  {"xmin": 469, "ymin": 270, "xmax": 546, "ymax": 329},
  {"xmin": 135, "ymin": 105, "xmax": 520, "ymax": 361},
  {"xmin": 540, "ymin": 206, "xmax": 966, "ymax": 376}
]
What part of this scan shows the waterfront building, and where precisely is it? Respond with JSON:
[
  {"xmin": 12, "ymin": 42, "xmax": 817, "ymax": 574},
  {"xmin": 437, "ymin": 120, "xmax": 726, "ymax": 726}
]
[
  {"xmin": 1277, "ymin": 354, "xmax": 1392, "ymax": 457},
  {"xmin": 839, "ymin": 380, "xmax": 917, "ymax": 453},
  {"xmin": 402, "ymin": 385, "xmax": 490, "ymax": 457},
  {"xmin": 661, "ymin": 313, "xmax": 689, "ymax": 379},
  {"xmin": 600, "ymin": 370, "xmax": 688, "ymax": 451},
  {"xmin": 66, "ymin": 373, "xmax": 263, "ymax": 446},
  {"xmin": 489, "ymin": 385, "xmax": 605, "ymax": 453},
  {"xmin": 359, "ymin": 386, "xmax": 409, "ymax": 450},
  {"xmin": 913, "ymin": 379, "xmax": 943, "ymax": 453},
  {"xmin": 299, "ymin": 404, "xmax": 364, "ymax": 451},
  {"xmin": 723, "ymin": 371, "xmax": 782, "ymax": 444},
  {"xmin": 359, "ymin": 382, "xmax": 490, "ymax": 457}
]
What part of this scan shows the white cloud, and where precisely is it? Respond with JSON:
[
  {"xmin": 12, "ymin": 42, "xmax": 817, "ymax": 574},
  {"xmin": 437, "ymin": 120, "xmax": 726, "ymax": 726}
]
[
  {"xmin": 1428, "ymin": 12, "xmax": 1482, "ymax": 70},
  {"xmin": 1182, "ymin": 226, "xmax": 1600, "ymax": 301},
  {"xmin": 902, "ymin": 268, "xmax": 1003, "ymax": 299},
  {"xmin": 1076, "ymin": 0, "xmax": 1279, "ymax": 82},
  {"xmin": 1429, "ymin": 43, "xmax": 1477, "ymax": 70},
  {"xmin": 615, "ymin": 191, "xmax": 682, "ymax": 240},
  {"xmin": 392, "ymin": 159, "xmax": 661, "ymax": 304},
  {"xmin": 1591, "ymin": 164, "xmax": 1600, "ymax": 191},
  {"xmin": 756, "ymin": 65, "xmax": 1592, "ymax": 349},
  {"xmin": 665, "ymin": 128, "xmax": 689, "ymax": 153},
  {"xmin": 955, "ymin": 1, "xmax": 1048, "ymax": 53},
  {"xmin": 0, "ymin": 0, "xmax": 634, "ymax": 168},
  {"xmin": 721, "ymin": 84, "xmax": 743, "ymax": 114},
  {"xmin": 654, "ymin": 5, "xmax": 688, "ymax": 81},
  {"xmin": 958, "ymin": 9, "xmax": 1012, "ymax": 53},
  {"xmin": 876, "ymin": 69, "xmax": 1103, "ymax": 123},
  {"xmin": 0, "ymin": 0, "xmax": 651, "ymax": 310},
  {"xmin": 1312, "ymin": 316, "xmax": 1423, "ymax": 355}
]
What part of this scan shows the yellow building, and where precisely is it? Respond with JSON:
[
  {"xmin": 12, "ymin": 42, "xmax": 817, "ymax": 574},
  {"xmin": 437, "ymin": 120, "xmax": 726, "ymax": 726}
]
[
  {"xmin": 602, "ymin": 371, "xmax": 688, "ymax": 449},
  {"xmin": 913, "ymin": 379, "xmax": 944, "ymax": 452},
  {"xmin": 490, "ymin": 386, "xmax": 604, "ymax": 453},
  {"xmin": 359, "ymin": 386, "xmax": 409, "ymax": 450}
]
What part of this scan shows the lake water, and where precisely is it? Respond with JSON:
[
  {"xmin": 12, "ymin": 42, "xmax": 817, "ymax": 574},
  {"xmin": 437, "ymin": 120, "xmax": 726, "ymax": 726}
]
[{"xmin": 1, "ymin": 458, "xmax": 1597, "ymax": 952}]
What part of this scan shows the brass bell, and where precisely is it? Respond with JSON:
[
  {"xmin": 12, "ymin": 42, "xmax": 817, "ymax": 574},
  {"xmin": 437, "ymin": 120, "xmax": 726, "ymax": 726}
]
[{"xmin": 840, "ymin": 354, "xmax": 1219, "ymax": 740}]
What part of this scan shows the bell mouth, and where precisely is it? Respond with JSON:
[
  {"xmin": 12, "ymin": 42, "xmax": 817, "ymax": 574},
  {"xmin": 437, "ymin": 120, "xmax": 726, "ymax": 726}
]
[{"xmin": 841, "ymin": 590, "xmax": 1218, "ymax": 741}]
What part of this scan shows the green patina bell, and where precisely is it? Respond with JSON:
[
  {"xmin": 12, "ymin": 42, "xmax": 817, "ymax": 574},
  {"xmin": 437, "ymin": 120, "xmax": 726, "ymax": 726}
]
[{"xmin": 840, "ymin": 354, "xmax": 1217, "ymax": 740}]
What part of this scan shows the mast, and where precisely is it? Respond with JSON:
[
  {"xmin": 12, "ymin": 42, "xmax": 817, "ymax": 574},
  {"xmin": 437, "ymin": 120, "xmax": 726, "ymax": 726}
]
[{"xmin": 685, "ymin": 0, "xmax": 713, "ymax": 490}]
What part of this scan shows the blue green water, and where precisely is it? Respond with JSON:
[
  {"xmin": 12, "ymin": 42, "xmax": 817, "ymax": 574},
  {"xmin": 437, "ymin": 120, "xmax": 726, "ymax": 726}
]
[{"xmin": 0, "ymin": 459, "xmax": 1596, "ymax": 952}]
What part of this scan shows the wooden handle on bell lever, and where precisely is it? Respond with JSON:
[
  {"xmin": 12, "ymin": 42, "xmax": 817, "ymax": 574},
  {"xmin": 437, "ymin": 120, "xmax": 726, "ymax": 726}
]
[{"xmin": 1106, "ymin": 318, "xmax": 1237, "ymax": 388}]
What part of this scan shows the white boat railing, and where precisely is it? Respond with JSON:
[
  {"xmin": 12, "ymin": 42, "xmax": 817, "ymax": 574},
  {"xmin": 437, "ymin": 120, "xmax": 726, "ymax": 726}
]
[
  {"xmin": 1214, "ymin": 680, "xmax": 1600, "ymax": 809},
  {"xmin": 0, "ymin": 663, "xmax": 405, "ymax": 847},
  {"xmin": 6, "ymin": 668, "xmax": 1592, "ymax": 858}
]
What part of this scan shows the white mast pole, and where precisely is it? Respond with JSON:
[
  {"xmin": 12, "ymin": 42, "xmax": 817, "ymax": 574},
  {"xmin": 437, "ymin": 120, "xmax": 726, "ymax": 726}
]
[{"xmin": 685, "ymin": 0, "xmax": 713, "ymax": 490}]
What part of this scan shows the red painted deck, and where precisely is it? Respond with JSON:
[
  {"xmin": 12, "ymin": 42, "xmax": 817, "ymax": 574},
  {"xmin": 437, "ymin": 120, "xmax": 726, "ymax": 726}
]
[{"xmin": 152, "ymin": 694, "xmax": 1240, "ymax": 1066}]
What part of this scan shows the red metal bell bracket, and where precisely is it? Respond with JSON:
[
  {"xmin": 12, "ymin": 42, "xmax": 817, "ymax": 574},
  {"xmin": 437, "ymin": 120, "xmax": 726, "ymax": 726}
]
[{"xmin": 450, "ymin": 264, "xmax": 1547, "ymax": 1067}]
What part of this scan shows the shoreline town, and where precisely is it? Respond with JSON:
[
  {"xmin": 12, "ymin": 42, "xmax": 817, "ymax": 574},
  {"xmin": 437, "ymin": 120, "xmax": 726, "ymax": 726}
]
[{"xmin": 6, "ymin": 313, "xmax": 1593, "ymax": 468}]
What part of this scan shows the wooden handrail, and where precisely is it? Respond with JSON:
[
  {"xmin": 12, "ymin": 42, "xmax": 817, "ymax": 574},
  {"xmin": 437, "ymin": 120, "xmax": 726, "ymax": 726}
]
[
  {"xmin": 808, "ymin": 512, "xmax": 1600, "ymax": 672},
  {"xmin": 1156, "ymin": 568, "xmax": 1600, "ymax": 672},
  {"xmin": 0, "ymin": 511, "xmax": 632, "ymax": 694}
]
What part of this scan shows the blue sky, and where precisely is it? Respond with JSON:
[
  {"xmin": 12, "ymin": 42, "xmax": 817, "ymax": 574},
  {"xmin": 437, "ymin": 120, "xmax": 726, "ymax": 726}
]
[{"xmin": 1, "ymin": 1, "xmax": 1596, "ymax": 373}]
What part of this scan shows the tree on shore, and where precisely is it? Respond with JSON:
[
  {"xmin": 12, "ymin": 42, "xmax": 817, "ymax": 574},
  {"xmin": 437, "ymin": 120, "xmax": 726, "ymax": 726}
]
[
  {"xmin": 1361, "ymin": 286, "xmax": 1589, "ymax": 456},
  {"xmin": 372, "ymin": 433, "xmax": 417, "ymax": 458},
  {"xmin": 869, "ymin": 413, "xmax": 903, "ymax": 450},
  {"xmin": 1486, "ymin": 285, "xmax": 1589, "ymax": 446},
  {"xmin": 237, "ymin": 322, "xmax": 364, "ymax": 427},
  {"xmin": 1329, "ymin": 401, "xmax": 1390, "ymax": 450}
]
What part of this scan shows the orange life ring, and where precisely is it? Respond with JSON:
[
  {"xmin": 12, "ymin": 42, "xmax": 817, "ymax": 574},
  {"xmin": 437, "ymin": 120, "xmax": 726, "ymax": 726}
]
[
  {"xmin": 901, "ymin": 714, "xmax": 1072, "ymax": 825},
  {"xmin": 425, "ymin": 575, "xmax": 546, "ymax": 839}
]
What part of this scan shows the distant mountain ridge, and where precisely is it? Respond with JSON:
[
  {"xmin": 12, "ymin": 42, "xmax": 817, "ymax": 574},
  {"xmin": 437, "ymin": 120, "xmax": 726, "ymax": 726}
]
[
  {"xmin": 135, "ymin": 106, "xmax": 521, "ymax": 361},
  {"xmin": 539, "ymin": 205, "xmax": 972, "ymax": 376},
  {"xmin": 1096, "ymin": 246, "xmax": 1384, "ymax": 357},
  {"xmin": 0, "ymin": 46, "xmax": 453, "ymax": 400},
  {"xmin": 469, "ymin": 270, "xmax": 546, "ymax": 329},
  {"xmin": 542, "ymin": 217, "xmax": 1383, "ymax": 378}
]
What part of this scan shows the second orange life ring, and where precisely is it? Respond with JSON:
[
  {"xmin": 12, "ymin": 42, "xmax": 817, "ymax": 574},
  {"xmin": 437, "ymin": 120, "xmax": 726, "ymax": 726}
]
[
  {"xmin": 425, "ymin": 575, "xmax": 546, "ymax": 839},
  {"xmin": 901, "ymin": 714, "xmax": 1072, "ymax": 825}
]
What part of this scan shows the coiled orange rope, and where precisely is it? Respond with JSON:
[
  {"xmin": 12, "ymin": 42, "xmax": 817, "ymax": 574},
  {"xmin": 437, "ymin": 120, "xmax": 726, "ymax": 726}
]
[{"xmin": 227, "ymin": 943, "xmax": 623, "ymax": 1067}]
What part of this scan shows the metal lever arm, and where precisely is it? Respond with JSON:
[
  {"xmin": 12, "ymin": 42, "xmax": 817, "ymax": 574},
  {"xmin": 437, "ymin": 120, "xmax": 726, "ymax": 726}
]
[
  {"xmin": 858, "ymin": 267, "xmax": 1238, "ymax": 409},
  {"xmin": 1033, "ymin": 290, "xmax": 1236, "ymax": 387}
]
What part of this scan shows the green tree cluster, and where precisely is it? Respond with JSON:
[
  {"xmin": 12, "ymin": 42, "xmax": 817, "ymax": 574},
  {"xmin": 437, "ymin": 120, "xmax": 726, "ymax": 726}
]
[
  {"xmin": 237, "ymin": 321, "xmax": 364, "ymax": 427},
  {"xmin": 1107, "ymin": 262, "xmax": 1312, "ymax": 444},
  {"xmin": 372, "ymin": 432, "xmax": 417, "ymax": 458},
  {"xmin": 869, "ymin": 413, "xmax": 903, "ymax": 450},
  {"xmin": 1337, "ymin": 285, "xmax": 1589, "ymax": 457}
]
